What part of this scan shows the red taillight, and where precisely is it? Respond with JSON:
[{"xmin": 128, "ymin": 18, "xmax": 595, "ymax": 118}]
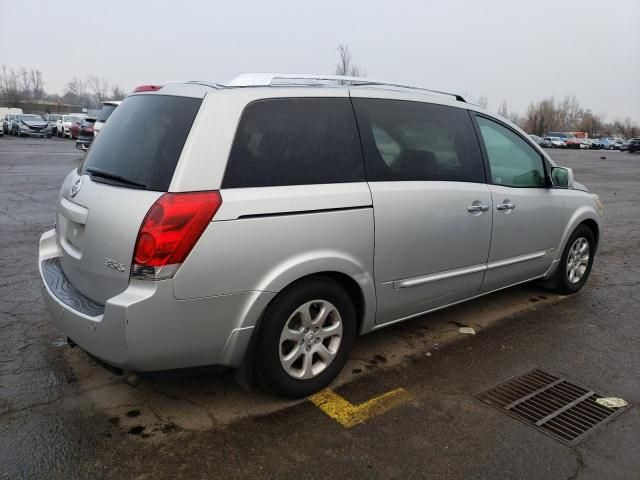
[
  {"xmin": 132, "ymin": 191, "xmax": 222, "ymax": 278},
  {"xmin": 133, "ymin": 84, "xmax": 162, "ymax": 93}
]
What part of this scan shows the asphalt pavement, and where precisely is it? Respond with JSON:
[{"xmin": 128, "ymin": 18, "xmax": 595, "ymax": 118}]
[{"xmin": 1, "ymin": 137, "xmax": 638, "ymax": 479}]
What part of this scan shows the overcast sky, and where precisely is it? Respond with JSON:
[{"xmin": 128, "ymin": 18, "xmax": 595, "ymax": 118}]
[{"xmin": 1, "ymin": 0, "xmax": 638, "ymax": 120}]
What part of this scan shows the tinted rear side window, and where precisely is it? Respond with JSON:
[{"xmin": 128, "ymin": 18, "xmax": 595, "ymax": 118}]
[
  {"xmin": 96, "ymin": 104, "xmax": 117, "ymax": 122},
  {"xmin": 81, "ymin": 95, "xmax": 201, "ymax": 191},
  {"xmin": 352, "ymin": 98, "xmax": 485, "ymax": 183},
  {"xmin": 222, "ymin": 98, "xmax": 364, "ymax": 188}
]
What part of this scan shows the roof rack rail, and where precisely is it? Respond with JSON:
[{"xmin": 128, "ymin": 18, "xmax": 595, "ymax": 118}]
[{"xmin": 222, "ymin": 73, "xmax": 466, "ymax": 102}]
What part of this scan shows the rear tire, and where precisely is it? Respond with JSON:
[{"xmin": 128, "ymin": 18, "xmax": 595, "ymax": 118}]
[
  {"xmin": 544, "ymin": 225, "xmax": 596, "ymax": 294},
  {"xmin": 255, "ymin": 276, "xmax": 357, "ymax": 398}
]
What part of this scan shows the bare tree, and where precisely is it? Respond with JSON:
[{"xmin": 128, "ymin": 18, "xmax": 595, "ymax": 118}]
[
  {"xmin": 65, "ymin": 77, "xmax": 87, "ymax": 98},
  {"xmin": 29, "ymin": 69, "xmax": 45, "ymax": 99},
  {"xmin": 521, "ymin": 97, "xmax": 558, "ymax": 136},
  {"xmin": 18, "ymin": 67, "xmax": 31, "ymax": 98},
  {"xmin": 498, "ymin": 100, "xmax": 508, "ymax": 118},
  {"xmin": 557, "ymin": 95, "xmax": 580, "ymax": 130},
  {"xmin": 477, "ymin": 96, "xmax": 488, "ymax": 109},
  {"xmin": 335, "ymin": 44, "xmax": 364, "ymax": 77},
  {"xmin": 88, "ymin": 75, "xmax": 111, "ymax": 105},
  {"xmin": 507, "ymin": 111, "xmax": 522, "ymax": 126},
  {"xmin": 576, "ymin": 109, "xmax": 604, "ymax": 137},
  {"xmin": 110, "ymin": 85, "xmax": 126, "ymax": 100},
  {"xmin": 0, "ymin": 65, "xmax": 45, "ymax": 103},
  {"xmin": 0, "ymin": 65, "xmax": 21, "ymax": 104}
]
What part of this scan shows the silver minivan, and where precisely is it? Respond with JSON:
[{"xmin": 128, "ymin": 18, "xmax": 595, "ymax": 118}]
[{"xmin": 39, "ymin": 74, "xmax": 604, "ymax": 398}]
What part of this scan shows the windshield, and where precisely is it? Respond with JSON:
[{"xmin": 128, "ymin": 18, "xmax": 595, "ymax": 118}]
[
  {"xmin": 48, "ymin": 115, "xmax": 61, "ymax": 121},
  {"xmin": 96, "ymin": 105, "xmax": 117, "ymax": 122},
  {"xmin": 80, "ymin": 94, "xmax": 202, "ymax": 191},
  {"xmin": 22, "ymin": 115, "xmax": 43, "ymax": 121},
  {"xmin": 66, "ymin": 117, "xmax": 82, "ymax": 124}
]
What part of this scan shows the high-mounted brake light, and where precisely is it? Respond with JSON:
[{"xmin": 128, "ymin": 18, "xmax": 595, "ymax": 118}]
[
  {"xmin": 131, "ymin": 191, "xmax": 222, "ymax": 279},
  {"xmin": 133, "ymin": 84, "xmax": 163, "ymax": 93}
]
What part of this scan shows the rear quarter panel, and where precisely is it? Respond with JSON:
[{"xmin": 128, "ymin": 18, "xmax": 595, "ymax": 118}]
[{"xmin": 172, "ymin": 184, "xmax": 376, "ymax": 332}]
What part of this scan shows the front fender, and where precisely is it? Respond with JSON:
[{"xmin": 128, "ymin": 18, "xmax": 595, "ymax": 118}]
[
  {"xmin": 556, "ymin": 204, "xmax": 602, "ymax": 261},
  {"xmin": 544, "ymin": 197, "xmax": 602, "ymax": 283}
]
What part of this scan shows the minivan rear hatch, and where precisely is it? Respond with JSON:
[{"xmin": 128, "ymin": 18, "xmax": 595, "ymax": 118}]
[{"xmin": 56, "ymin": 93, "xmax": 202, "ymax": 304}]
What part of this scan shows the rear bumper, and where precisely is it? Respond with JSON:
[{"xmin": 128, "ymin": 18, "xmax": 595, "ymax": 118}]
[
  {"xmin": 75, "ymin": 139, "xmax": 92, "ymax": 150},
  {"xmin": 38, "ymin": 229, "xmax": 274, "ymax": 371}
]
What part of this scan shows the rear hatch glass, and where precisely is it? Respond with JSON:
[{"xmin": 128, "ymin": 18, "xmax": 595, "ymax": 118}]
[
  {"xmin": 80, "ymin": 94, "xmax": 202, "ymax": 191},
  {"xmin": 58, "ymin": 94, "xmax": 202, "ymax": 304}
]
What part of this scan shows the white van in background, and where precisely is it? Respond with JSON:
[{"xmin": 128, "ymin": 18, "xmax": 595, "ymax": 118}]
[
  {"xmin": 93, "ymin": 100, "xmax": 121, "ymax": 137},
  {"xmin": 0, "ymin": 107, "xmax": 23, "ymax": 135}
]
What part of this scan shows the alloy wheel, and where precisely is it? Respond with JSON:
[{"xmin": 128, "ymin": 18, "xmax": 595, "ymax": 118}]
[
  {"xmin": 566, "ymin": 237, "xmax": 590, "ymax": 284},
  {"xmin": 278, "ymin": 299, "xmax": 343, "ymax": 379}
]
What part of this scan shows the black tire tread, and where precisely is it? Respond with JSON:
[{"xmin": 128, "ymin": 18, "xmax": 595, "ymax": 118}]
[{"xmin": 254, "ymin": 276, "xmax": 356, "ymax": 398}]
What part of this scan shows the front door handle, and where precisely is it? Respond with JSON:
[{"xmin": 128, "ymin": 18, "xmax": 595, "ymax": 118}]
[
  {"xmin": 468, "ymin": 202, "xmax": 490, "ymax": 213},
  {"xmin": 496, "ymin": 201, "xmax": 516, "ymax": 211}
]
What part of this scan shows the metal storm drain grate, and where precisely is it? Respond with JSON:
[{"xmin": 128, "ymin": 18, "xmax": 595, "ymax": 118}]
[{"xmin": 477, "ymin": 369, "xmax": 629, "ymax": 445}]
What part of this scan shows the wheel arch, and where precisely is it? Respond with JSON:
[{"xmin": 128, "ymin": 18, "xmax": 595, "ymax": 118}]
[
  {"xmin": 556, "ymin": 205, "xmax": 602, "ymax": 262},
  {"xmin": 580, "ymin": 218, "xmax": 600, "ymax": 250},
  {"xmin": 229, "ymin": 267, "xmax": 376, "ymax": 390}
]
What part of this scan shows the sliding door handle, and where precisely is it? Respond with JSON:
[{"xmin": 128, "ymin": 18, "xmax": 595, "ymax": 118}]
[
  {"xmin": 468, "ymin": 203, "xmax": 490, "ymax": 213},
  {"xmin": 496, "ymin": 201, "xmax": 516, "ymax": 211}
]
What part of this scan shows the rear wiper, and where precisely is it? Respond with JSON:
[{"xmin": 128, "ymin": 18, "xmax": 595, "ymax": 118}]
[{"xmin": 85, "ymin": 167, "xmax": 147, "ymax": 188}]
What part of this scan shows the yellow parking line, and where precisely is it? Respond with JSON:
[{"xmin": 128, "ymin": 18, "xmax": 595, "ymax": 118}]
[{"xmin": 308, "ymin": 388, "xmax": 413, "ymax": 428}]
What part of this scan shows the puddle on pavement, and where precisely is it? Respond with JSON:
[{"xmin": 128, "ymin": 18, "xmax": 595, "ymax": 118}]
[{"xmin": 61, "ymin": 285, "xmax": 562, "ymax": 440}]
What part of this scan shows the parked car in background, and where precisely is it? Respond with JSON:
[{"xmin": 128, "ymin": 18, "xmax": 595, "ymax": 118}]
[
  {"xmin": 580, "ymin": 139, "xmax": 593, "ymax": 149},
  {"xmin": 93, "ymin": 101, "xmax": 121, "ymax": 137},
  {"xmin": 528, "ymin": 134, "xmax": 543, "ymax": 145},
  {"xmin": 0, "ymin": 108, "xmax": 23, "ymax": 134},
  {"xmin": 38, "ymin": 75, "xmax": 603, "ymax": 398},
  {"xmin": 4, "ymin": 114, "xmax": 20, "ymax": 135},
  {"xmin": 595, "ymin": 138, "xmax": 618, "ymax": 150},
  {"xmin": 542, "ymin": 136, "xmax": 566, "ymax": 148},
  {"xmin": 546, "ymin": 132, "xmax": 580, "ymax": 149},
  {"xmin": 75, "ymin": 118, "xmax": 96, "ymax": 151},
  {"xmin": 14, "ymin": 114, "xmax": 52, "ymax": 138},
  {"xmin": 611, "ymin": 138, "xmax": 625, "ymax": 150},
  {"xmin": 45, "ymin": 114, "xmax": 63, "ymax": 135},
  {"xmin": 70, "ymin": 122, "xmax": 82, "ymax": 140},
  {"xmin": 627, "ymin": 138, "xmax": 640, "ymax": 153},
  {"xmin": 563, "ymin": 137, "xmax": 581, "ymax": 149},
  {"xmin": 56, "ymin": 114, "xmax": 86, "ymax": 138}
]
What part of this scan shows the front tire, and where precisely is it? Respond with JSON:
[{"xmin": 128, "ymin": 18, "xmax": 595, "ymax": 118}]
[
  {"xmin": 255, "ymin": 277, "xmax": 357, "ymax": 398},
  {"xmin": 545, "ymin": 225, "xmax": 596, "ymax": 294}
]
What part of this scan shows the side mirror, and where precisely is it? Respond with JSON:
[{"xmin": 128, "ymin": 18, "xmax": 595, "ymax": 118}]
[{"xmin": 550, "ymin": 166, "xmax": 574, "ymax": 189}]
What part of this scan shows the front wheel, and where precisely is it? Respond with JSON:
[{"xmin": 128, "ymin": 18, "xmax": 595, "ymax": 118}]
[
  {"xmin": 255, "ymin": 277, "xmax": 357, "ymax": 398},
  {"xmin": 545, "ymin": 225, "xmax": 596, "ymax": 294}
]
